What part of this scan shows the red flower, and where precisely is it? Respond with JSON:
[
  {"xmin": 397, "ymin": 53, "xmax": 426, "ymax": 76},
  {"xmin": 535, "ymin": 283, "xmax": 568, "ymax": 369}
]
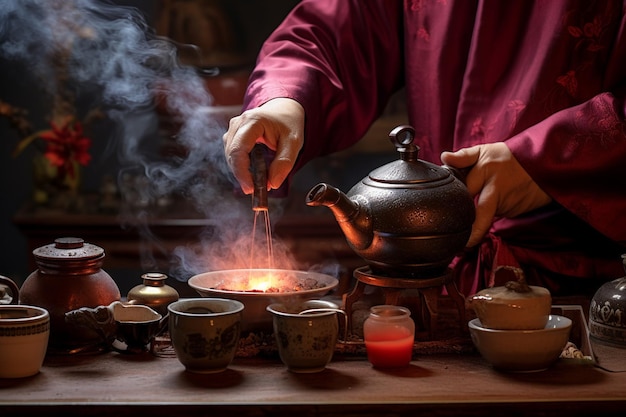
[{"xmin": 39, "ymin": 118, "xmax": 92, "ymax": 180}]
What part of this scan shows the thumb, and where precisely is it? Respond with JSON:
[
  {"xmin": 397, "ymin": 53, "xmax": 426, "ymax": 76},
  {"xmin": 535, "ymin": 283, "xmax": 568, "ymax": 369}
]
[
  {"xmin": 466, "ymin": 189, "xmax": 497, "ymax": 247},
  {"xmin": 441, "ymin": 147, "xmax": 480, "ymax": 168}
]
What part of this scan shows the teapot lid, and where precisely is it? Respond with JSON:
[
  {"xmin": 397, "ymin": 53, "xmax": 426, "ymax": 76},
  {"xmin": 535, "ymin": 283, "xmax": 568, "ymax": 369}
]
[
  {"xmin": 33, "ymin": 237, "xmax": 104, "ymax": 261},
  {"xmin": 367, "ymin": 125, "xmax": 453, "ymax": 185}
]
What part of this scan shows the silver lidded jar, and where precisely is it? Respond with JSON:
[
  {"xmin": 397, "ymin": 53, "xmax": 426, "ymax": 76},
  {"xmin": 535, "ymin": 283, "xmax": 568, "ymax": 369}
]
[
  {"xmin": 589, "ymin": 254, "xmax": 626, "ymax": 347},
  {"xmin": 20, "ymin": 237, "xmax": 121, "ymax": 354},
  {"xmin": 127, "ymin": 272, "xmax": 179, "ymax": 317}
]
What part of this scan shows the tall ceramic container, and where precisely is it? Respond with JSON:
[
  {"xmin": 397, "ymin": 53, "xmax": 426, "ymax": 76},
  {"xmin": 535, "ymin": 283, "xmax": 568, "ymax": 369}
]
[{"xmin": 20, "ymin": 237, "xmax": 121, "ymax": 354}]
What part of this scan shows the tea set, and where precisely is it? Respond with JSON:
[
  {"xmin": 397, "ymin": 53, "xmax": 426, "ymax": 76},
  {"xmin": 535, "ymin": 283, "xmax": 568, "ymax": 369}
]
[
  {"xmin": 1, "ymin": 240, "xmax": 590, "ymax": 377},
  {"xmin": 2, "ymin": 125, "xmax": 623, "ymax": 378},
  {"xmin": 3, "ymin": 242, "xmax": 624, "ymax": 377}
]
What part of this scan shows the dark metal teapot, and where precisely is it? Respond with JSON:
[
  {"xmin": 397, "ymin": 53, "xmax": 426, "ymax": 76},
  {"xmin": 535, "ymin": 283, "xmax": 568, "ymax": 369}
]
[{"xmin": 306, "ymin": 125, "xmax": 475, "ymax": 278}]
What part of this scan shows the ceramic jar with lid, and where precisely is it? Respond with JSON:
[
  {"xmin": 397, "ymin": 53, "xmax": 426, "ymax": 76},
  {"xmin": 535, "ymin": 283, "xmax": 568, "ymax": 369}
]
[
  {"xmin": 19, "ymin": 237, "xmax": 121, "ymax": 354},
  {"xmin": 466, "ymin": 266, "xmax": 552, "ymax": 330},
  {"xmin": 127, "ymin": 272, "xmax": 179, "ymax": 316},
  {"xmin": 363, "ymin": 305, "xmax": 415, "ymax": 368}
]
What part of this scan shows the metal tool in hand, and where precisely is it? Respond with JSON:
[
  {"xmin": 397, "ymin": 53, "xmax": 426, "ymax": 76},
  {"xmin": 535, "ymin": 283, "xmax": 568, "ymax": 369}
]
[{"xmin": 251, "ymin": 143, "xmax": 268, "ymax": 211}]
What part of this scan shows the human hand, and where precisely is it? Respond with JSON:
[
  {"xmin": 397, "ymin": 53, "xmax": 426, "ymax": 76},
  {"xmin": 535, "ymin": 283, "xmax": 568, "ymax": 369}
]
[
  {"xmin": 223, "ymin": 98, "xmax": 305, "ymax": 194},
  {"xmin": 441, "ymin": 142, "xmax": 552, "ymax": 247}
]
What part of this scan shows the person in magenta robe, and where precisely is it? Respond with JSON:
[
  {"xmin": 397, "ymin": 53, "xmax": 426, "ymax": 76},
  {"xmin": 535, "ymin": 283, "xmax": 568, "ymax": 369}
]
[{"xmin": 223, "ymin": 0, "xmax": 626, "ymax": 296}]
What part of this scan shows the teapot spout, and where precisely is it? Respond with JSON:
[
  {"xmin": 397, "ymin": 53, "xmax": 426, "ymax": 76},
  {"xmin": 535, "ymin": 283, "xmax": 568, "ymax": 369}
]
[{"xmin": 306, "ymin": 183, "xmax": 372, "ymax": 250}]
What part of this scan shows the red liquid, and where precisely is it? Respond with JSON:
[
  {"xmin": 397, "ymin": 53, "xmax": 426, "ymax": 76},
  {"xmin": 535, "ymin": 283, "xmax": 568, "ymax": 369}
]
[{"xmin": 365, "ymin": 328, "xmax": 414, "ymax": 368}]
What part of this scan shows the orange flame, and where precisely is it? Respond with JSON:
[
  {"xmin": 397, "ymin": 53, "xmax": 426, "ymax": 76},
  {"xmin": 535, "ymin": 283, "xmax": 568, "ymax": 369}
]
[{"xmin": 224, "ymin": 271, "xmax": 282, "ymax": 292}]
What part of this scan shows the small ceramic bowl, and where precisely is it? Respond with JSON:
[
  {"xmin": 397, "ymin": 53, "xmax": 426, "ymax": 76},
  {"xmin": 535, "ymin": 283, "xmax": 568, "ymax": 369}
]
[{"xmin": 468, "ymin": 315, "xmax": 572, "ymax": 372}]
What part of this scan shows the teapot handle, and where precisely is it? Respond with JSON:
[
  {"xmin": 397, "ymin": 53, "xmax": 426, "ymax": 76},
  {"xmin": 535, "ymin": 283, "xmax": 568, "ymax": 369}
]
[{"xmin": 0, "ymin": 275, "xmax": 20, "ymax": 305}]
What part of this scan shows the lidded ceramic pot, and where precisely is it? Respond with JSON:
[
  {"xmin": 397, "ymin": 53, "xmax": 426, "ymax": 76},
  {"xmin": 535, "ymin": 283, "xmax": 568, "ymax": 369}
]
[
  {"xmin": 127, "ymin": 272, "xmax": 179, "ymax": 317},
  {"xmin": 589, "ymin": 254, "xmax": 626, "ymax": 347},
  {"xmin": 19, "ymin": 237, "xmax": 121, "ymax": 354},
  {"xmin": 466, "ymin": 266, "xmax": 552, "ymax": 330}
]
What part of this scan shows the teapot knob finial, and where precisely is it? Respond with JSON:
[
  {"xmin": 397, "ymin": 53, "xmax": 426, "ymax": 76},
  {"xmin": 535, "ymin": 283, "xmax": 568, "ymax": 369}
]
[
  {"xmin": 54, "ymin": 237, "xmax": 85, "ymax": 249},
  {"xmin": 389, "ymin": 125, "xmax": 419, "ymax": 161}
]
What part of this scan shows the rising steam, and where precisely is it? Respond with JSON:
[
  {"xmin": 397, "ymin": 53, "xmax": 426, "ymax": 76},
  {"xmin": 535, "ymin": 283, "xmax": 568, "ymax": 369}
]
[{"xmin": 0, "ymin": 0, "xmax": 300, "ymax": 280}]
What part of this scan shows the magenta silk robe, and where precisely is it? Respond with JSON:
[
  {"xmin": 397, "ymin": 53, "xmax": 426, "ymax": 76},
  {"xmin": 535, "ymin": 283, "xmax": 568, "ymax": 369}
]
[{"xmin": 243, "ymin": 0, "xmax": 626, "ymax": 296}]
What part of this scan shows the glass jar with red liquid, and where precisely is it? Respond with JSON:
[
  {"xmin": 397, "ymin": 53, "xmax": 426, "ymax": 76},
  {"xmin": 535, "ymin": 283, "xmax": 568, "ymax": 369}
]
[{"xmin": 363, "ymin": 305, "xmax": 415, "ymax": 368}]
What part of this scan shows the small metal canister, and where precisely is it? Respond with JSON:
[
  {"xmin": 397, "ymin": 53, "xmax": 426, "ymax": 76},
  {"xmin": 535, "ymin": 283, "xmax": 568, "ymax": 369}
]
[{"xmin": 127, "ymin": 272, "xmax": 179, "ymax": 317}]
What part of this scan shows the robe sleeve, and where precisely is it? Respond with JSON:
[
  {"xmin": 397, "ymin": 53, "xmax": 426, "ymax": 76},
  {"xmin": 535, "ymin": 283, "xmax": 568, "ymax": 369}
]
[
  {"xmin": 242, "ymin": 0, "xmax": 404, "ymax": 175},
  {"xmin": 505, "ymin": 7, "xmax": 626, "ymax": 246},
  {"xmin": 507, "ymin": 92, "xmax": 626, "ymax": 245}
]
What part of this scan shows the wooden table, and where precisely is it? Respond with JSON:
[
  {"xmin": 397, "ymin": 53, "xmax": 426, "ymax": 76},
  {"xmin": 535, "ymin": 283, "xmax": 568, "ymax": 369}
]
[{"xmin": 1, "ymin": 346, "xmax": 624, "ymax": 417}]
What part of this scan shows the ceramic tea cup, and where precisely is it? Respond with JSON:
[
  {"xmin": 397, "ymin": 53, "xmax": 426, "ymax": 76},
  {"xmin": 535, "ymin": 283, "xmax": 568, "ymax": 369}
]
[
  {"xmin": 266, "ymin": 299, "xmax": 344, "ymax": 373},
  {"xmin": 0, "ymin": 304, "xmax": 50, "ymax": 378},
  {"xmin": 168, "ymin": 298, "xmax": 244, "ymax": 373}
]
